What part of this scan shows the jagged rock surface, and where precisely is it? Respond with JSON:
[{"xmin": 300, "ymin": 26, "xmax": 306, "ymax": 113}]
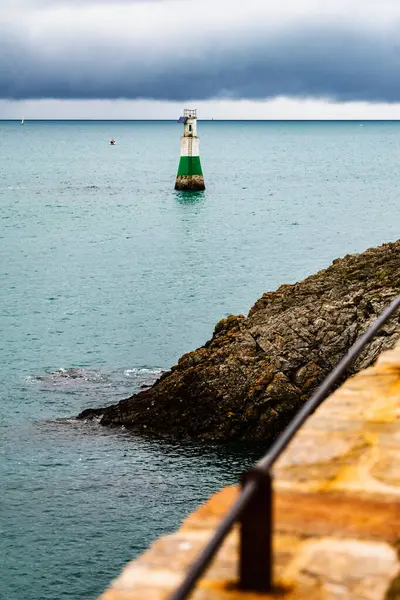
[{"xmin": 78, "ymin": 240, "xmax": 400, "ymax": 442}]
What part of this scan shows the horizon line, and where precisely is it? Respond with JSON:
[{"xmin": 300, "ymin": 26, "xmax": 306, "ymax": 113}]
[{"xmin": 2, "ymin": 118, "xmax": 400, "ymax": 122}]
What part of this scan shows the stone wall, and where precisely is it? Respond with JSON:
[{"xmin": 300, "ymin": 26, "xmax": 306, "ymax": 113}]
[{"xmin": 99, "ymin": 342, "xmax": 400, "ymax": 599}]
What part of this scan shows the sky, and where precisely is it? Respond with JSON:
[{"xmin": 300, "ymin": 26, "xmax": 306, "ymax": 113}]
[{"xmin": 2, "ymin": 0, "xmax": 400, "ymax": 119}]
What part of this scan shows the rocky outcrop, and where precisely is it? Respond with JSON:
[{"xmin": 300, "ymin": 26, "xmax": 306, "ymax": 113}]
[{"xmin": 77, "ymin": 240, "xmax": 400, "ymax": 442}]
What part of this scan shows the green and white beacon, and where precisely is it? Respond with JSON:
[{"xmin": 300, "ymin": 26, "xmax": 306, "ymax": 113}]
[{"xmin": 175, "ymin": 109, "xmax": 205, "ymax": 191}]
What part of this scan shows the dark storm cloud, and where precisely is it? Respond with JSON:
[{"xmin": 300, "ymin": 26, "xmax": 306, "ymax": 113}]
[{"xmin": 1, "ymin": 19, "xmax": 400, "ymax": 103}]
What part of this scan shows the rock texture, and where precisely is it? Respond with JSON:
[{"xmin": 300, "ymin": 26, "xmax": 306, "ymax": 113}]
[{"xmin": 78, "ymin": 240, "xmax": 400, "ymax": 442}]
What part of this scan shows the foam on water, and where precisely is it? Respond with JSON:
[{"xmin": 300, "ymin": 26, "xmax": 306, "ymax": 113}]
[{"xmin": 124, "ymin": 367, "xmax": 164, "ymax": 376}]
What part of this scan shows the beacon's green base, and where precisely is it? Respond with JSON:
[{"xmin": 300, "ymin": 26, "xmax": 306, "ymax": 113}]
[
  {"xmin": 176, "ymin": 156, "xmax": 203, "ymax": 177},
  {"xmin": 175, "ymin": 175, "xmax": 205, "ymax": 191}
]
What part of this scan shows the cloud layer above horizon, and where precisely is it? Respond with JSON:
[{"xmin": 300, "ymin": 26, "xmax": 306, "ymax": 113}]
[{"xmin": 2, "ymin": 0, "xmax": 400, "ymax": 103}]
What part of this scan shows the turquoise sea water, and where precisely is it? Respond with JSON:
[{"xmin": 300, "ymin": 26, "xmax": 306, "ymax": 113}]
[{"xmin": 1, "ymin": 120, "xmax": 400, "ymax": 600}]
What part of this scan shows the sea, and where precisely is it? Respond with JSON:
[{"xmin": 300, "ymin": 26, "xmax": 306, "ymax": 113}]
[{"xmin": 1, "ymin": 120, "xmax": 400, "ymax": 600}]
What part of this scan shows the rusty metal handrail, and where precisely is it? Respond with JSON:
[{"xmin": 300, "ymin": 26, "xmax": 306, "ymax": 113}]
[{"xmin": 170, "ymin": 295, "xmax": 400, "ymax": 599}]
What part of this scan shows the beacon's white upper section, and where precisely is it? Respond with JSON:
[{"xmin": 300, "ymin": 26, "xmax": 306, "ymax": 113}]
[
  {"xmin": 180, "ymin": 136, "xmax": 200, "ymax": 157},
  {"xmin": 182, "ymin": 109, "xmax": 198, "ymax": 138}
]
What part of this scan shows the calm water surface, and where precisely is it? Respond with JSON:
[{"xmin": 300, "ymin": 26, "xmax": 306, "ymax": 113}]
[{"xmin": 1, "ymin": 120, "xmax": 400, "ymax": 599}]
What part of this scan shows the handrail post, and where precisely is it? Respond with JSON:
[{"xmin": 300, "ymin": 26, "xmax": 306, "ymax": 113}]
[{"xmin": 239, "ymin": 468, "xmax": 273, "ymax": 591}]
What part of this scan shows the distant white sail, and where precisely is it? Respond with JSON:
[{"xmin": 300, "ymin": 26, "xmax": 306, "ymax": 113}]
[{"xmin": 21, "ymin": 118, "xmax": 24, "ymax": 125}]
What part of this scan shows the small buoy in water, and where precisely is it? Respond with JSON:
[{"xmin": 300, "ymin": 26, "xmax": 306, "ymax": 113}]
[{"xmin": 110, "ymin": 138, "xmax": 116, "ymax": 145}]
